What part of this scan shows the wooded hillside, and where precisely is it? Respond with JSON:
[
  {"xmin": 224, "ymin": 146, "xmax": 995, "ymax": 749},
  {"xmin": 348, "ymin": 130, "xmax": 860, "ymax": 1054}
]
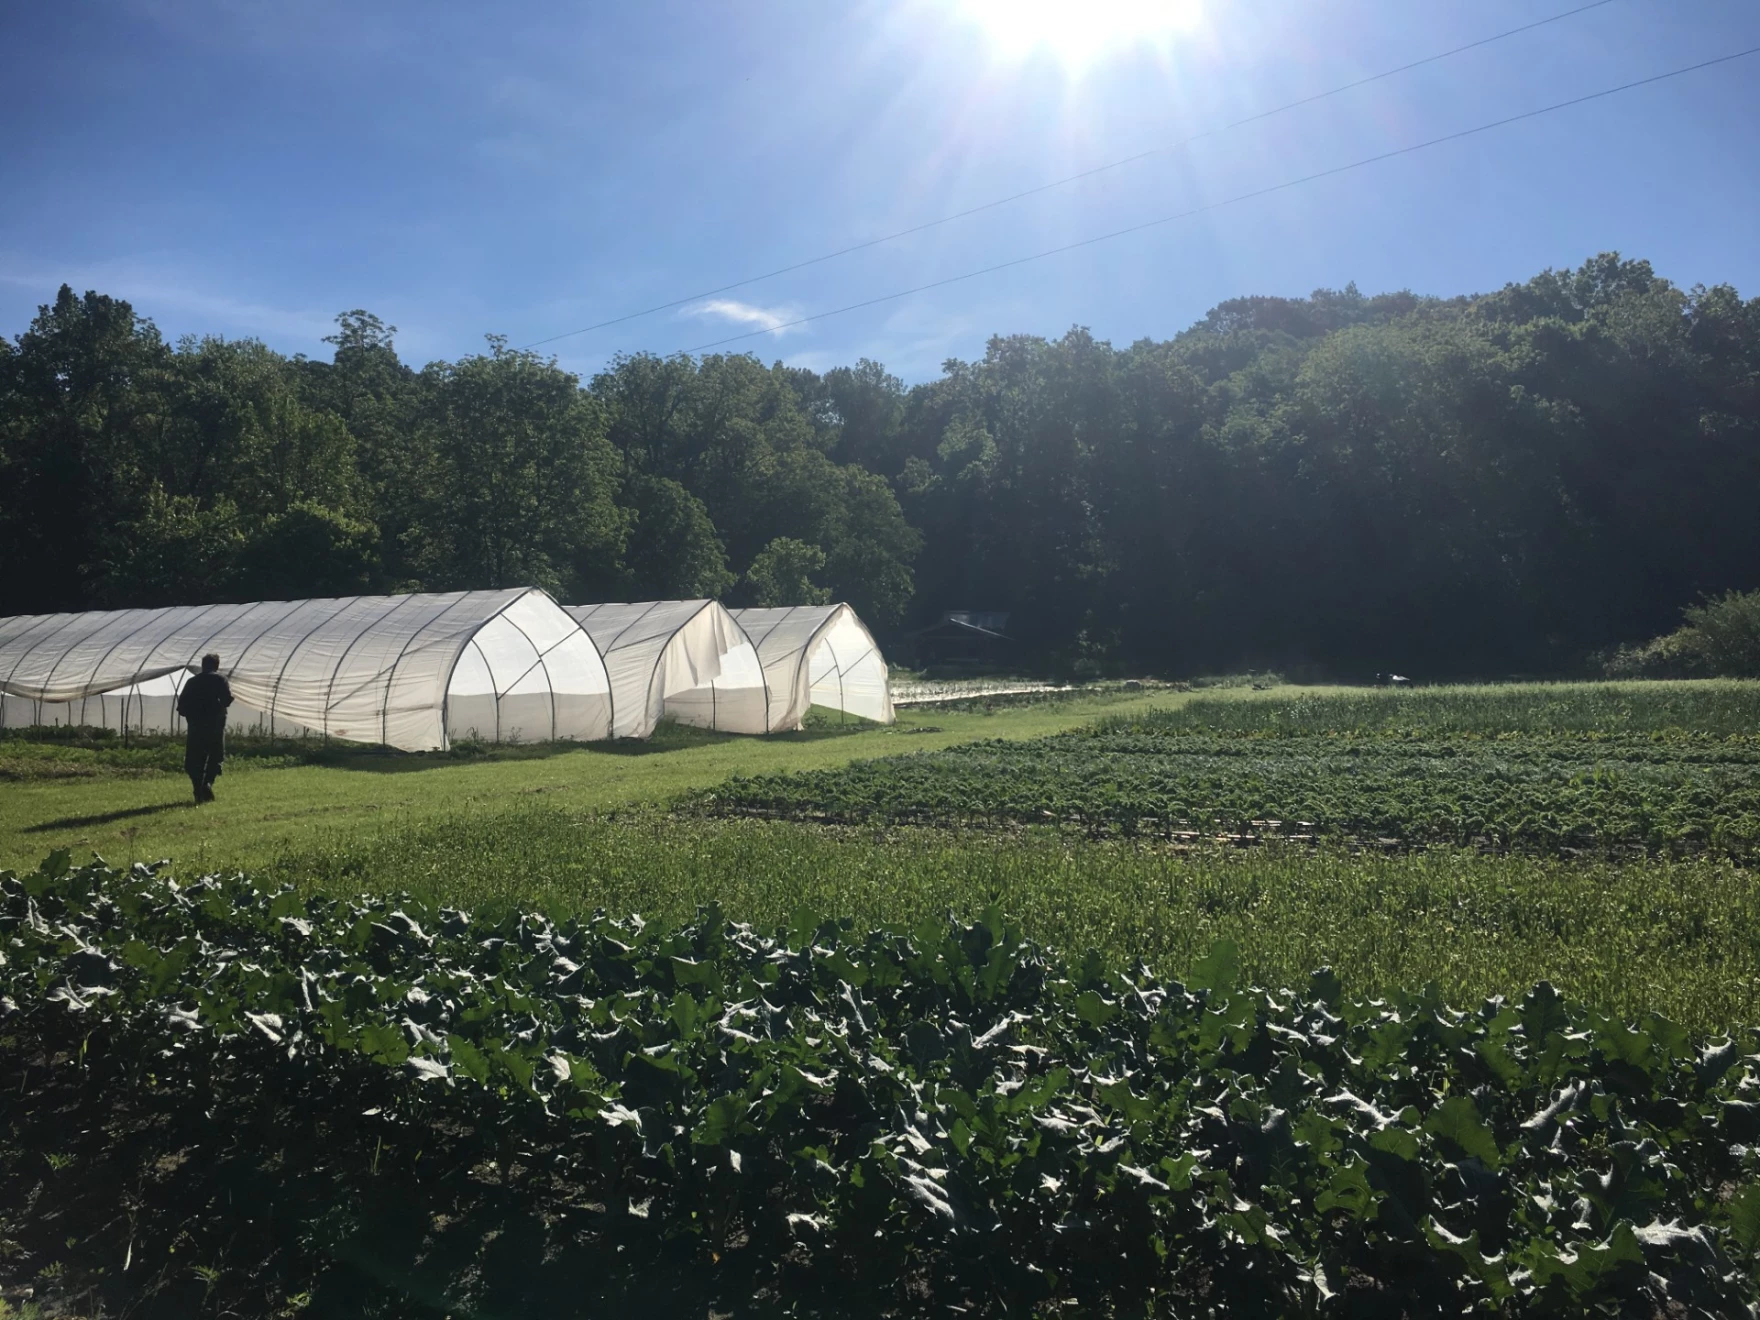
[{"xmin": 3, "ymin": 253, "xmax": 1755, "ymax": 677}]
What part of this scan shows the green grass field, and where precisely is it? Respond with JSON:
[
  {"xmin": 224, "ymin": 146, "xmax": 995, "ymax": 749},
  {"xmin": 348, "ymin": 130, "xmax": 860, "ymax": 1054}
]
[
  {"xmin": 258, "ymin": 808, "xmax": 1760, "ymax": 1032},
  {"xmin": 5, "ymin": 681, "xmax": 1759, "ymax": 1031},
  {"xmin": 0, "ymin": 687, "xmax": 1182, "ymax": 871}
]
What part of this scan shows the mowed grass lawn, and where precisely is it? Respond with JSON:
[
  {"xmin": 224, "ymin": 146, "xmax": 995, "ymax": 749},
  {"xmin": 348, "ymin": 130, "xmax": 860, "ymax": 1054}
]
[{"xmin": 0, "ymin": 687, "xmax": 1189, "ymax": 871}]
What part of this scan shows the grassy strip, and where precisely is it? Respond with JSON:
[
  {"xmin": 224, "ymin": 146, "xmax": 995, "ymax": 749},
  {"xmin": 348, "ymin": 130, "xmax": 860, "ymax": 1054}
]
[
  {"xmin": 262, "ymin": 806, "xmax": 1760, "ymax": 1036},
  {"xmin": 0, "ymin": 689, "xmax": 1190, "ymax": 868},
  {"xmin": 0, "ymin": 722, "xmax": 658, "ymax": 782}
]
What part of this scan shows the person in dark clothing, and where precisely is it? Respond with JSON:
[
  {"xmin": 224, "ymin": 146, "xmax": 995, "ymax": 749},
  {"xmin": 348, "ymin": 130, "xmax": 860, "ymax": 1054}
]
[{"xmin": 176, "ymin": 654, "xmax": 233, "ymax": 803}]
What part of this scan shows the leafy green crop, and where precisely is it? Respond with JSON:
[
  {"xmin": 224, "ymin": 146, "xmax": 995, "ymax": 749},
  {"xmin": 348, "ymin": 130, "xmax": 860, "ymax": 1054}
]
[
  {"xmin": 4, "ymin": 851, "xmax": 1760, "ymax": 1316},
  {"xmin": 697, "ymin": 709, "xmax": 1760, "ymax": 859},
  {"xmin": 1124, "ymin": 683, "xmax": 1760, "ymax": 738}
]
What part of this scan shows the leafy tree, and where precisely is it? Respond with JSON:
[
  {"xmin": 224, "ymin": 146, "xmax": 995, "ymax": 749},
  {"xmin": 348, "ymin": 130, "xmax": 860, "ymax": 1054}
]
[
  {"xmin": 614, "ymin": 474, "xmax": 735, "ymax": 600},
  {"xmin": 0, "ymin": 286, "xmax": 172, "ymax": 614},
  {"xmin": 100, "ymin": 487, "xmax": 245, "ymax": 608},
  {"xmin": 744, "ymin": 537, "xmax": 831, "ymax": 607},
  {"xmin": 3, "ymin": 253, "xmax": 1756, "ymax": 680},
  {"xmin": 592, "ymin": 350, "xmax": 918, "ymax": 618},
  {"xmin": 822, "ymin": 358, "xmax": 907, "ymax": 474},
  {"xmin": 152, "ymin": 335, "xmax": 362, "ymax": 518},
  {"xmin": 819, "ymin": 466, "xmax": 920, "ymax": 625},
  {"xmin": 237, "ymin": 502, "xmax": 380, "ymax": 601},
  {"xmin": 1685, "ymin": 590, "xmax": 1760, "ymax": 677},
  {"xmin": 1607, "ymin": 589, "xmax": 1760, "ymax": 679},
  {"xmin": 300, "ymin": 310, "xmax": 424, "ymax": 583},
  {"xmin": 410, "ymin": 338, "xmax": 625, "ymax": 595}
]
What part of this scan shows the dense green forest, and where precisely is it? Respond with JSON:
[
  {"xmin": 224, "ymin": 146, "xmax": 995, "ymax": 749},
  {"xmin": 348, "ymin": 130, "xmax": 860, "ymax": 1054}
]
[{"xmin": 2, "ymin": 253, "xmax": 1756, "ymax": 677}]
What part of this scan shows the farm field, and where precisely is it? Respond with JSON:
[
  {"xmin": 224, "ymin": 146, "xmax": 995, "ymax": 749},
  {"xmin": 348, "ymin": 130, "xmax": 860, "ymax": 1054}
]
[
  {"xmin": 4, "ymin": 682, "xmax": 1760, "ymax": 1031},
  {"xmin": 9, "ymin": 853, "xmax": 1760, "ymax": 1317},
  {"xmin": 0, "ymin": 686, "xmax": 1179, "ymax": 872},
  {"xmin": 265, "ymin": 808, "xmax": 1760, "ymax": 1033},
  {"xmin": 699, "ymin": 683, "xmax": 1760, "ymax": 859},
  {"xmin": 6, "ymin": 680, "xmax": 1760, "ymax": 1314}
]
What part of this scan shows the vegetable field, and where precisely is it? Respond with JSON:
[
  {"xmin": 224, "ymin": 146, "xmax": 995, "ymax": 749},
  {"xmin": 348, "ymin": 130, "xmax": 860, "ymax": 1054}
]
[
  {"xmin": 264, "ymin": 810, "xmax": 1760, "ymax": 1036},
  {"xmin": 7, "ymin": 853, "xmax": 1760, "ymax": 1317},
  {"xmin": 5, "ymin": 682, "xmax": 1760, "ymax": 1315},
  {"xmin": 699, "ymin": 685, "xmax": 1760, "ymax": 858}
]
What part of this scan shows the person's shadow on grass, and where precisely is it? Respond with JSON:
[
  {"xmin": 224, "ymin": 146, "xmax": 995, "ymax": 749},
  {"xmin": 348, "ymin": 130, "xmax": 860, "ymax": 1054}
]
[{"xmin": 25, "ymin": 801, "xmax": 193, "ymax": 833}]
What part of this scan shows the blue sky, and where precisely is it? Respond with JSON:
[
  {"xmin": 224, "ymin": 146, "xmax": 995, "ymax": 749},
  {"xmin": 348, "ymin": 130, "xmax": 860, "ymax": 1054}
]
[{"xmin": 2, "ymin": 0, "xmax": 1756, "ymax": 382}]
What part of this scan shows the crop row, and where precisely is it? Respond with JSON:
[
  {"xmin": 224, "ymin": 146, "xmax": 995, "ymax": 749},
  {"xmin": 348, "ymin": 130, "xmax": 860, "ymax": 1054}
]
[
  {"xmin": 5, "ymin": 851, "xmax": 1760, "ymax": 1316},
  {"xmin": 696, "ymin": 729, "xmax": 1760, "ymax": 858},
  {"xmin": 1120, "ymin": 683, "xmax": 1760, "ymax": 738}
]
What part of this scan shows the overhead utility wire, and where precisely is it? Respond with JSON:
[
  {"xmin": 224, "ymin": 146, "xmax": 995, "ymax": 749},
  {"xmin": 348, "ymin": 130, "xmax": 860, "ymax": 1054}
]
[
  {"xmin": 520, "ymin": 0, "xmax": 1618, "ymax": 349},
  {"xmin": 684, "ymin": 46, "xmax": 1760, "ymax": 352}
]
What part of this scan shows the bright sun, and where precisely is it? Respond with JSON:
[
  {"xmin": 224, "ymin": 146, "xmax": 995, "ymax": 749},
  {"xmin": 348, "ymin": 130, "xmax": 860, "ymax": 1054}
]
[{"xmin": 960, "ymin": 0, "xmax": 1205, "ymax": 67}]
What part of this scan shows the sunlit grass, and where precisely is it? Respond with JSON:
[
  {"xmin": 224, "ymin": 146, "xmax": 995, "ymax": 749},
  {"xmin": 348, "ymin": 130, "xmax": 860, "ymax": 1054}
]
[
  {"xmin": 0, "ymin": 689, "xmax": 1189, "ymax": 868},
  {"xmin": 260, "ymin": 806, "xmax": 1760, "ymax": 1035},
  {"xmin": 8, "ymin": 679, "xmax": 1758, "ymax": 1035}
]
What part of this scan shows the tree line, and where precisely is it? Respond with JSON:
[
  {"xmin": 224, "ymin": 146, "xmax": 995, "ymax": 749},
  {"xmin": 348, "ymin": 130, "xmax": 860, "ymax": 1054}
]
[{"xmin": 2, "ymin": 253, "xmax": 1756, "ymax": 678}]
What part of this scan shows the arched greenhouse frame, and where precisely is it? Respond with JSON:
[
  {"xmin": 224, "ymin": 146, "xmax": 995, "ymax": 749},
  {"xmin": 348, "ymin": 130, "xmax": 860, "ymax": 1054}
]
[{"xmin": 0, "ymin": 589, "xmax": 611, "ymax": 751}]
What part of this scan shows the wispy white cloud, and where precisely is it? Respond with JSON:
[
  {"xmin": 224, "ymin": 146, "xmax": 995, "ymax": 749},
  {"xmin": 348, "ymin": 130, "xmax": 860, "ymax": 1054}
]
[{"xmin": 683, "ymin": 298, "xmax": 803, "ymax": 338}]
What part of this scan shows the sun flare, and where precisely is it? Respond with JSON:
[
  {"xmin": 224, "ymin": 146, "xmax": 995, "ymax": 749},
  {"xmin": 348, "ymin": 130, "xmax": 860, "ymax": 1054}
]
[{"xmin": 960, "ymin": 0, "xmax": 1205, "ymax": 67}]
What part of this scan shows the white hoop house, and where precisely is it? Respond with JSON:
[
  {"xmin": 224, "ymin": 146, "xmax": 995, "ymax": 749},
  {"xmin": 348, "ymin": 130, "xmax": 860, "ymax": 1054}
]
[
  {"xmin": 0, "ymin": 589, "xmax": 611, "ymax": 751},
  {"xmin": 565, "ymin": 600, "xmax": 767, "ymax": 737},
  {"xmin": 731, "ymin": 604, "xmax": 894, "ymax": 730}
]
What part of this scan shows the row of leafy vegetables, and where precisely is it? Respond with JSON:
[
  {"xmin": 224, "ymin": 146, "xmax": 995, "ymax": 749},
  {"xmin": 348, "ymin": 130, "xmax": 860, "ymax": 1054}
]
[
  {"xmin": 696, "ymin": 729, "xmax": 1760, "ymax": 857},
  {"xmin": 4, "ymin": 850, "xmax": 1759, "ymax": 1317}
]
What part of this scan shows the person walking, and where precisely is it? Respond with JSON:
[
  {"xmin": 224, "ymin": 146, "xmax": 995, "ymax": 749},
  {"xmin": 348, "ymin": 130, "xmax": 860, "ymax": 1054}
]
[{"xmin": 176, "ymin": 654, "xmax": 233, "ymax": 803}]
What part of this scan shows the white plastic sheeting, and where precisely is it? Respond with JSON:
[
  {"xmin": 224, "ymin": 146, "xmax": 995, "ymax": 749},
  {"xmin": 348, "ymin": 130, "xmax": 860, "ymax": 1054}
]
[
  {"xmin": 0, "ymin": 589, "xmax": 612, "ymax": 751},
  {"xmin": 731, "ymin": 604, "xmax": 893, "ymax": 730},
  {"xmin": 663, "ymin": 639, "xmax": 768, "ymax": 735},
  {"xmin": 4, "ymin": 670, "xmax": 297, "ymax": 741},
  {"xmin": 565, "ymin": 600, "xmax": 767, "ymax": 738}
]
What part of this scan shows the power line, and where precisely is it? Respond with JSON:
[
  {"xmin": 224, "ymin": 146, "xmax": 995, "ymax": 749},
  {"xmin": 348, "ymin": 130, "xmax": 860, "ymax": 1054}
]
[
  {"xmin": 682, "ymin": 46, "xmax": 1759, "ymax": 353},
  {"xmin": 520, "ymin": 0, "xmax": 1619, "ymax": 350}
]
